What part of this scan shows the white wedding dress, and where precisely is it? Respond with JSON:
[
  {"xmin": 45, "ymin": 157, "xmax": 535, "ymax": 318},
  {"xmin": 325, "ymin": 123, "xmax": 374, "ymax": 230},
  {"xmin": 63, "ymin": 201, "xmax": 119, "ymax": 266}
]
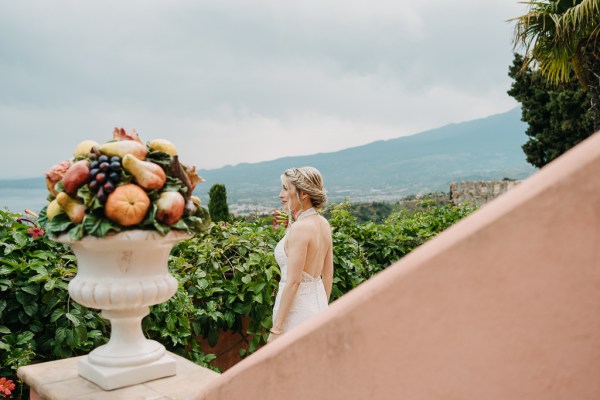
[{"xmin": 272, "ymin": 232, "xmax": 328, "ymax": 333}]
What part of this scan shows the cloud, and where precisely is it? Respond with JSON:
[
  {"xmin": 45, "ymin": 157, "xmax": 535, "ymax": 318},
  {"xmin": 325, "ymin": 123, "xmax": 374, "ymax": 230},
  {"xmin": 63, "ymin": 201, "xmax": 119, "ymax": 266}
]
[{"xmin": 0, "ymin": 0, "xmax": 524, "ymax": 178}]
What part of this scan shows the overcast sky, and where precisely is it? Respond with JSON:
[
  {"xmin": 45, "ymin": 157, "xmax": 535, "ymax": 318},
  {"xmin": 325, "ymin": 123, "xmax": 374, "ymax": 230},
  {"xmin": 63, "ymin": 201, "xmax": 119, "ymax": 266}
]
[{"xmin": 0, "ymin": 0, "xmax": 527, "ymax": 179}]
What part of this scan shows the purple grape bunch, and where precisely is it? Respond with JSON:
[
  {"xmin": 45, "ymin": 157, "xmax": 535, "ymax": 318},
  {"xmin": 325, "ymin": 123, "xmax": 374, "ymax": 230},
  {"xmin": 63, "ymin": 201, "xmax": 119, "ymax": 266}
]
[{"xmin": 88, "ymin": 155, "xmax": 122, "ymax": 202}]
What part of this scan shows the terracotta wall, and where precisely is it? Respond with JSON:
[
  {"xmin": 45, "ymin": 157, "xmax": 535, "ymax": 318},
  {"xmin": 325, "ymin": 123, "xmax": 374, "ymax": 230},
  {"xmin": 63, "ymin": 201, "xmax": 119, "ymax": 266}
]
[
  {"xmin": 195, "ymin": 132, "xmax": 600, "ymax": 400},
  {"xmin": 196, "ymin": 317, "xmax": 252, "ymax": 371}
]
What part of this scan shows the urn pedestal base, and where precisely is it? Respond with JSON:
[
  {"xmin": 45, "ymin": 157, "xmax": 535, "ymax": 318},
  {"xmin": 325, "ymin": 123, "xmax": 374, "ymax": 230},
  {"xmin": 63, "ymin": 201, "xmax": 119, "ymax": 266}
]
[
  {"xmin": 55, "ymin": 230, "xmax": 191, "ymax": 391},
  {"xmin": 78, "ymin": 352, "xmax": 176, "ymax": 390}
]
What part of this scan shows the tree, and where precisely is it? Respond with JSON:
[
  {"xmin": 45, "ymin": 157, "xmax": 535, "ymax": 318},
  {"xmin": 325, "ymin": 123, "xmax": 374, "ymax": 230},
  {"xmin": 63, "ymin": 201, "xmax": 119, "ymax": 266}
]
[
  {"xmin": 208, "ymin": 184, "xmax": 230, "ymax": 222},
  {"xmin": 511, "ymin": 0, "xmax": 600, "ymax": 130},
  {"xmin": 508, "ymin": 53, "xmax": 594, "ymax": 167}
]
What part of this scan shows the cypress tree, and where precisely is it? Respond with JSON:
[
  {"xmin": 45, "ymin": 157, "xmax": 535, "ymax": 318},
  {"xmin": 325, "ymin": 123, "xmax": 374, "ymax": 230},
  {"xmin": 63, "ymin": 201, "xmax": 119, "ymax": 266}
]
[{"xmin": 208, "ymin": 184, "xmax": 230, "ymax": 222}]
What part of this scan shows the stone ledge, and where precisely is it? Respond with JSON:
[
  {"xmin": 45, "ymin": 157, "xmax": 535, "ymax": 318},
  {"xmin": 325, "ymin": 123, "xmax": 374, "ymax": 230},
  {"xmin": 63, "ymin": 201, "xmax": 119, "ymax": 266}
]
[{"xmin": 17, "ymin": 352, "xmax": 219, "ymax": 400}]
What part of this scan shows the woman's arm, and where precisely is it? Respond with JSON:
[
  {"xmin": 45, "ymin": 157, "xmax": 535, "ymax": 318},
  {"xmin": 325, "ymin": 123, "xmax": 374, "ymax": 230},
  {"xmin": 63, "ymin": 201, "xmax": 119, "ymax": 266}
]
[
  {"xmin": 322, "ymin": 227, "xmax": 334, "ymax": 301},
  {"xmin": 269, "ymin": 223, "xmax": 310, "ymax": 339}
]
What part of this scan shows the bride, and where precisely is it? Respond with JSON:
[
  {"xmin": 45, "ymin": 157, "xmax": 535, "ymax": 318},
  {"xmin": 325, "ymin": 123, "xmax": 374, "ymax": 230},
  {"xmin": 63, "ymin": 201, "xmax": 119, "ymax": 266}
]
[{"xmin": 269, "ymin": 167, "xmax": 333, "ymax": 342}]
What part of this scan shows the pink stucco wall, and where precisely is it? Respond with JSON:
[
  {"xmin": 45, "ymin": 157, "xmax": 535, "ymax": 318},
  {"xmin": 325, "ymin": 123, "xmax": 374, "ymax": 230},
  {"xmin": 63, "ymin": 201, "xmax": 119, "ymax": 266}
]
[{"xmin": 195, "ymin": 132, "xmax": 600, "ymax": 400}]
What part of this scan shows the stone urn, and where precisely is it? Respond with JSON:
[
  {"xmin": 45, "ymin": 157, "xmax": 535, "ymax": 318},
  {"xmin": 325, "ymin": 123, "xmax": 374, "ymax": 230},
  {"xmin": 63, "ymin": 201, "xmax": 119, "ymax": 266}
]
[{"xmin": 55, "ymin": 229, "xmax": 191, "ymax": 390}]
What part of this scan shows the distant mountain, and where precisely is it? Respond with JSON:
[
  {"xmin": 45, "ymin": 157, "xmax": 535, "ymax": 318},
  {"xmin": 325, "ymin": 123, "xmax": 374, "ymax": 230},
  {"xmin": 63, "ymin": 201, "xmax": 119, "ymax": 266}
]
[
  {"xmin": 0, "ymin": 108, "xmax": 537, "ymax": 214},
  {"xmin": 193, "ymin": 107, "xmax": 536, "ymax": 211}
]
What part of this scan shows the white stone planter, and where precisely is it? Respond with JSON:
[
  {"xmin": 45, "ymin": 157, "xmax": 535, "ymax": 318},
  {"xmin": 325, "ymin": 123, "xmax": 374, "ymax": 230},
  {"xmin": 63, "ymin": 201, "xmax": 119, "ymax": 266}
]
[{"xmin": 55, "ymin": 229, "xmax": 191, "ymax": 390}]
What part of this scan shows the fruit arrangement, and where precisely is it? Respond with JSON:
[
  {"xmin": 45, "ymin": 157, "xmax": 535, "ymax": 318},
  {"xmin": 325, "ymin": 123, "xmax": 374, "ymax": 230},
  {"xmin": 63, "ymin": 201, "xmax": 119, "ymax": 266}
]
[{"xmin": 40, "ymin": 128, "xmax": 208, "ymax": 240}]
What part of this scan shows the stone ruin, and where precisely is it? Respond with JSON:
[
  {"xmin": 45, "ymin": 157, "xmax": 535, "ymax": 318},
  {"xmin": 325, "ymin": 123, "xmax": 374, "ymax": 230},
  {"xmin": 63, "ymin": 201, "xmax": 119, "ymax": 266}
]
[{"xmin": 449, "ymin": 180, "xmax": 521, "ymax": 207}]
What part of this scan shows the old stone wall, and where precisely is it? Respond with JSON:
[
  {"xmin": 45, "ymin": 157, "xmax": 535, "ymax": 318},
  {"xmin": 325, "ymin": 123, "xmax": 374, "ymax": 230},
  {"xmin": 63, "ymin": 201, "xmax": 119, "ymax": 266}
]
[{"xmin": 449, "ymin": 180, "xmax": 521, "ymax": 207}]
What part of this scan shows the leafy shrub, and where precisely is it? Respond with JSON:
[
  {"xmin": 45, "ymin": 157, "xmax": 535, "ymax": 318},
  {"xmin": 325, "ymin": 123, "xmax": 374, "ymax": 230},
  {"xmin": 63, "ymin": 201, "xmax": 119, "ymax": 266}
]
[
  {"xmin": 0, "ymin": 210, "xmax": 109, "ymax": 399},
  {"xmin": 0, "ymin": 201, "xmax": 475, "ymax": 398},
  {"xmin": 327, "ymin": 203, "xmax": 373, "ymax": 300},
  {"xmin": 147, "ymin": 220, "xmax": 281, "ymax": 357},
  {"xmin": 358, "ymin": 200, "xmax": 475, "ymax": 273},
  {"xmin": 328, "ymin": 201, "xmax": 476, "ymax": 295}
]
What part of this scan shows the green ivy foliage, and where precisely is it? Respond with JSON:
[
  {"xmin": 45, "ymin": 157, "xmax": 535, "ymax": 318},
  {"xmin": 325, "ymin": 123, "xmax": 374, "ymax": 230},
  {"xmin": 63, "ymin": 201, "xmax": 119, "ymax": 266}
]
[
  {"xmin": 329, "ymin": 201, "xmax": 475, "ymax": 296},
  {"xmin": 162, "ymin": 221, "xmax": 281, "ymax": 356},
  {"xmin": 0, "ymin": 210, "xmax": 109, "ymax": 399},
  {"xmin": 0, "ymin": 201, "xmax": 475, "ymax": 397}
]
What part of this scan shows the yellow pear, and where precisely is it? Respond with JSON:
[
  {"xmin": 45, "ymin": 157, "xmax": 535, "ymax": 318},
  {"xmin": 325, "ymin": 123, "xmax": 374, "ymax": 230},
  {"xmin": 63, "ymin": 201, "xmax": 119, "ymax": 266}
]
[
  {"xmin": 184, "ymin": 195, "xmax": 202, "ymax": 216},
  {"xmin": 122, "ymin": 154, "xmax": 167, "ymax": 190},
  {"xmin": 46, "ymin": 199, "xmax": 63, "ymax": 221},
  {"xmin": 73, "ymin": 140, "xmax": 99, "ymax": 158},
  {"xmin": 99, "ymin": 140, "xmax": 148, "ymax": 160},
  {"xmin": 190, "ymin": 195, "xmax": 202, "ymax": 207},
  {"xmin": 56, "ymin": 192, "xmax": 86, "ymax": 224},
  {"xmin": 149, "ymin": 139, "xmax": 177, "ymax": 156}
]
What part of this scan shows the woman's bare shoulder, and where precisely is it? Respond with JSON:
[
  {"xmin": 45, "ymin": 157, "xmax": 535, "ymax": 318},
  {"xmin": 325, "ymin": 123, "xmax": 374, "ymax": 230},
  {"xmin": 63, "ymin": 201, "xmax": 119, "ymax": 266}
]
[
  {"xmin": 285, "ymin": 218, "xmax": 307, "ymax": 236},
  {"xmin": 290, "ymin": 216, "xmax": 325, "ymax": 238},
  {"xmin": 316, "ymin": 214, "xmax": 332, "ymax": 230}
]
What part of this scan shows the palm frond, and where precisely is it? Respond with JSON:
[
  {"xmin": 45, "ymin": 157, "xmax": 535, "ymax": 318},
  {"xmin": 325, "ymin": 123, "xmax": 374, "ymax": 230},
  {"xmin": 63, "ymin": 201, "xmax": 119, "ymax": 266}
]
[
  {"xmin": 560, "ymin": 0, "xmax": 600, "ymax": 34},
  {"xmin": 510, "ymin": 0, "xmax": 600, "ymax": 84}
]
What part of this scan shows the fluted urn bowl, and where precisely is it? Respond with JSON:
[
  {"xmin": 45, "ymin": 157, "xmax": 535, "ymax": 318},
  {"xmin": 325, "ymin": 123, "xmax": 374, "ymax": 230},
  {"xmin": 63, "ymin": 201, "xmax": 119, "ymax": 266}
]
[{"xmin": 55, "ymin": 229, "xmax": 191, "ymax": 390}]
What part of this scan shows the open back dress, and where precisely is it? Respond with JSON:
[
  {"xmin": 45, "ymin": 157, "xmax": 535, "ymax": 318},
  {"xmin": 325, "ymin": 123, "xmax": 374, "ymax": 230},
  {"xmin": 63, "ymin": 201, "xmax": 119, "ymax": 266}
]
[{"xmin": 272, "ymin": 233, "xmax": 328, "ymax": 333}]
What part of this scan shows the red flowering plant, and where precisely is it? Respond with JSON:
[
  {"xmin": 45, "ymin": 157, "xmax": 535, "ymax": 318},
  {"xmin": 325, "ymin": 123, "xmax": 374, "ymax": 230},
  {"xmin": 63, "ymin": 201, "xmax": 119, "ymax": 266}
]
[
  {"xmin": 16, "ymin": 209, "xmax": 45, "ymax": 239},
  {"xmin": 38, "ymin": 128, "xmax": 209, "ymax": 240},
  {"xmin": 0, "ymin": 377, "xmax": 15, "ymax": 398},
  {"xmin": 272, "ymin": 209, "xmax": 289, "ymax": 232}
]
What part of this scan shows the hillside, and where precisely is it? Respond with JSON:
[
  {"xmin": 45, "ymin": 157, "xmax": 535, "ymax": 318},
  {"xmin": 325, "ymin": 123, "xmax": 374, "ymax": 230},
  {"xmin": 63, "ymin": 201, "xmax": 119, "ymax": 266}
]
[
  {"xmin": 193, "ymin": 107, "xmax": 536, "ymax": 211},
  {"xmin": 0, "ymin": 107, "xmax": 537, "ymax": 214}
]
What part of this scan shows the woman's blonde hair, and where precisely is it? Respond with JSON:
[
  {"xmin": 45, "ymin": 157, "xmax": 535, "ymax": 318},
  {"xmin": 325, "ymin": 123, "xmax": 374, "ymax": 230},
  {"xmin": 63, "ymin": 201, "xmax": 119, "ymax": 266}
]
[{"xmin": 282, "ymin": 166, "xmax": 327, "ymax": 210}]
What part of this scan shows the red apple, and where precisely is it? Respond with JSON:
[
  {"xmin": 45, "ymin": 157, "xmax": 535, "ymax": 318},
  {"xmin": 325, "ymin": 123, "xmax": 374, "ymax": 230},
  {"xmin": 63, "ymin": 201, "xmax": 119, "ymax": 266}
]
[
  {"xmin": 155, "ymin": 191, "xmax": 185, "ymax": 225},
  {"xmin": 62, "ymin": 160, "xmax": 91, "ymax": 196}
]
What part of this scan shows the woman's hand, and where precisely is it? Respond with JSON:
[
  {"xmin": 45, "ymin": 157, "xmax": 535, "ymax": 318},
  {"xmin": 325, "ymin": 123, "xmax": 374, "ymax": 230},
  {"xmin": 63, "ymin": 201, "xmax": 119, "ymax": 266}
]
[{"xmin": 267, "ymin": 328, "xmax": 283, "ymax": 343}]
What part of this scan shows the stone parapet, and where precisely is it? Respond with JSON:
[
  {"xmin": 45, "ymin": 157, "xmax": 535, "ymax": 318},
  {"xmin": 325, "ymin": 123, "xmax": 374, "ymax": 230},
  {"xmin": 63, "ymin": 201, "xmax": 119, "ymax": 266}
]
[
  {"xmin": 17, "ymin": 352, "xmax": 218, "ymax": 400},
  {"xmin": 450, "ymin": 179, "xmax": 521, "ymax": 206}
]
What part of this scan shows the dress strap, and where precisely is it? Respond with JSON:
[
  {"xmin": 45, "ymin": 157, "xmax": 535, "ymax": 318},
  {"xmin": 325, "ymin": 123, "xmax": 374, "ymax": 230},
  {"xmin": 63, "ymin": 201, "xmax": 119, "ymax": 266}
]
[{"xmin": 296, "ymin": 208, "xmax": 318, "ymax": 221}]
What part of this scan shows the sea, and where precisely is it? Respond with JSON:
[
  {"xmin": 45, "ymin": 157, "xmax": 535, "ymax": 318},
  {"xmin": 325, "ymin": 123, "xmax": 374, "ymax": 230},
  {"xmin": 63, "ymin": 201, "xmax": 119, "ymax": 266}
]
[{"xmin": 0, "ymin": 187, "xmax": 50, "ymax": 215}]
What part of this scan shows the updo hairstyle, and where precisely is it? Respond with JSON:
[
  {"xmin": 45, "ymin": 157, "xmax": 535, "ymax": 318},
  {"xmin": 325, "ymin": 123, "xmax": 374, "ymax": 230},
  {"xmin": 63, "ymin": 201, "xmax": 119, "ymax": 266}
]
[{"xmin": 282, "ymin": 167, "xmax": 327, "ymax": 210}]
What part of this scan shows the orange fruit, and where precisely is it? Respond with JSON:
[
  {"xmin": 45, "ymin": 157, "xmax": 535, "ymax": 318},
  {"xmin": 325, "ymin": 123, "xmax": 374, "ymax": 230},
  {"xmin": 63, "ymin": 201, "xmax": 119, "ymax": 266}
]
[{"xmin": 104, "ymin": 184, "xmax": 150, "ymax": 226}]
